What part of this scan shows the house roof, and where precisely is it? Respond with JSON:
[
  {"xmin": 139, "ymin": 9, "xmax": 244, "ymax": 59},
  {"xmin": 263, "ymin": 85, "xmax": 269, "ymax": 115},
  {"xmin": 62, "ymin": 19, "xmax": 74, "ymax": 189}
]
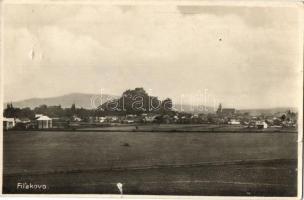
[
  {"xmin": 36, "ymin": 116, "xmax": 52, "ymax": 121},
  {"xmin": 3, "ymin": 117, "xmax": 15, "ymax": 122}
]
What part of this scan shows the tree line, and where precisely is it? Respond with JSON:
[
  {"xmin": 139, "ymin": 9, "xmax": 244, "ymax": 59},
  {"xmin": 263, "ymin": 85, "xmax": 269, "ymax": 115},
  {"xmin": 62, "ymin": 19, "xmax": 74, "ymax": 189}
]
[
  {"xmin": 3, "ymin": 88, "xmax": 175, "ymax": 121},
  {"xmin": 3, "ymin": 103, "xmax": 94, "ymax": 121}
]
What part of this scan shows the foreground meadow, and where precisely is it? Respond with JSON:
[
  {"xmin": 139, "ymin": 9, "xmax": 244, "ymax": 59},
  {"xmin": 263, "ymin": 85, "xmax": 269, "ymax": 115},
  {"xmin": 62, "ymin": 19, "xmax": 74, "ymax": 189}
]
[{"xmin": 3, "ymin": 130, "xmax": 298, "ymax": 195}]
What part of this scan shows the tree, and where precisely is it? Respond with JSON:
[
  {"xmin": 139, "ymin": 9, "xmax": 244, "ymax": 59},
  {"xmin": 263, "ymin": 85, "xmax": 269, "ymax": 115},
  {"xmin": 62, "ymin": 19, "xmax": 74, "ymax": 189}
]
[
  {"xmin": 19, "ymin": 107, "xmax": 35, "ymax": 119},
  {"xmin": 71, "ymin": 103, "xmax": 76, "ymax": 115},
  {"xmin": 161, "ymin": 98, "xmax": 173, "ymax": 114},
  {"xmin": 216, "ymin": 103, "xmax": 222, "ymax": 115},
  {"xmin": 98, "ymin": 87, "xmax": 168, "ymax": 115},
  {"xmin": 77, "ymin": 108, "xmax": 93, "ymax": 121},
  {"xmin": 3, "ymin": 103, "xmax": 19, "ymax": 118},
  {"xmin": 3, "ymin": 104, "xmax": 35, "ymax": 119},
  {"xmin": 34, "ymin": 105, "xmax": 48, "ymax": 115}
]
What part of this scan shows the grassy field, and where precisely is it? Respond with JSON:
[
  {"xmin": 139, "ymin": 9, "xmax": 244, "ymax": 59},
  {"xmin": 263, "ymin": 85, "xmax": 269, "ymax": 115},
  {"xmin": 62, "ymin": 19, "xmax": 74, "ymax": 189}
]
[
  {"xmin": 3, "ymin": 130, "xmax": 298, "ymax": 196},
  {"xmin": 77, "ymin": 124, "xmax": 297, "ymax": 132}
]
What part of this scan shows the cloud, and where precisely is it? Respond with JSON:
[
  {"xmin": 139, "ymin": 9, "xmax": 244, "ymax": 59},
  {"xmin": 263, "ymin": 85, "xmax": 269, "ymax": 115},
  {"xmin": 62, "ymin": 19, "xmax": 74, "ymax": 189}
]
[
  {"xmin": 177, "ymin": 6, "xmax": 299, "ymax": 29},
  {"xmin": 3, "ymin": 4, "xmax": 301, "ymax": 108}
]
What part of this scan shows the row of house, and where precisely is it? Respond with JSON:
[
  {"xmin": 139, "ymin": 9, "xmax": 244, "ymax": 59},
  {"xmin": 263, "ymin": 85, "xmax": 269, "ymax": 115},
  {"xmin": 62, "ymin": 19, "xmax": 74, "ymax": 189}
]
[
  {"xmin": 3, "ymin": 108, "xmax": 296, "ymax": 130},
  {"xmin": 3, "ymin": 114, "xmax": 53, "ymax": 130}
]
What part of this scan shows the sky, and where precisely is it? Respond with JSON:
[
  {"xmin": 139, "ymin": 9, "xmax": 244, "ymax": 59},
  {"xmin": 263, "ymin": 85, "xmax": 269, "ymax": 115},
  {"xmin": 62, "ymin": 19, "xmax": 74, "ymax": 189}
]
[{"xmin": 2, "ymin": 2, "xmax": 303, "ymax": 109}]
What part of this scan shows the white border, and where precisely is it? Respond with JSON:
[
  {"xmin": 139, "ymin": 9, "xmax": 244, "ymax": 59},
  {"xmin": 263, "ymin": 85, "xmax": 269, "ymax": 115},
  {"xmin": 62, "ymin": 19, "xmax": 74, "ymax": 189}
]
[{"xmin": 0, "ymin": 0, "xmax": 303, "ymax": 199}]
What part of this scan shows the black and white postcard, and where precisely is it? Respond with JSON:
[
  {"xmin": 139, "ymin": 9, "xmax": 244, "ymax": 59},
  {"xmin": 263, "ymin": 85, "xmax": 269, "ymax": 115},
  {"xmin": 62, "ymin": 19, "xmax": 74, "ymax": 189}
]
[{"xmin": 1, "ymin": 0, "xmax": 303, "ymax": 199}]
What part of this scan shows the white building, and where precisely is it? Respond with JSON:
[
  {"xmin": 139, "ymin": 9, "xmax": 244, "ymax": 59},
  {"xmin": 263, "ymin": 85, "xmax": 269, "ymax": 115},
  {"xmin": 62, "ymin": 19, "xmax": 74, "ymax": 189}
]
[
  {"xmin": 144, "ymin": 115, "xmax": 159, "ymax": 123},
  {"xmin": 228, "ymin": 119, "xmax": 241, "ymax": 125},
  {"xmin": 256, "ymin": 121, "xmax": 268, "ymax": 129},
  {"xmin": 36, "ymin": 115, "xmax": 52, "ymax": 129},
  {"xmin": 99, "ymin": 117, "xmax": 106, "ymax": 123},
  {"xmin": 3, "ymin": 117, "xmax": 16, "ymax": 130},
  {"xmin": 73, "ymin": 115, "xmax": 82, "ymax": 122}
]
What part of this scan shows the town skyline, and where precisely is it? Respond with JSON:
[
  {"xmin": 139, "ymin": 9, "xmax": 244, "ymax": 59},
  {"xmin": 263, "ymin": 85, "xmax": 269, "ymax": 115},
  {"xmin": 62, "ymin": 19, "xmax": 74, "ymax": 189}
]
[{"xmin": 3, "ymin": 89, "xmax": 300, "ymax": 111}]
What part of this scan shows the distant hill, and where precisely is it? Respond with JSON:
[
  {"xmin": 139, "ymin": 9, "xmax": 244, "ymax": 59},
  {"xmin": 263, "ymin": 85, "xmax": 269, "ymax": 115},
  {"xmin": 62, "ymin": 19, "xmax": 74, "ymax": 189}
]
[
  {"xmin": 173, "ymin": 104, "xmax": 215, "ymax": 114},
  {"xmin": 238, "ymin": 107, "xmax": 298, "ymax": 116},
  {"xmin": 6, "ymin": 92, "xmax": 214, "ymax": 113},
  {"xmin": 174, "ymin": 106, "xmax": 298, "ymax": 115},
  {"xmin": 5, "ymin": 93, "xmax": 296, "ymax": 115},
  {"xmin": 6, "ymin": 93, "xmax": 117, "ymax": 109}
]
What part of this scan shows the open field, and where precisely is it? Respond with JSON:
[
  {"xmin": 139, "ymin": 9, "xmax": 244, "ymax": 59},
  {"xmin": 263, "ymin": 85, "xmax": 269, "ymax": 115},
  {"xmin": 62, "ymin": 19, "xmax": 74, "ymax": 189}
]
[
  {"xmin": 77, "ymin": 124, "xmax": 297, "ymax": 132},
  {"xmin": 3, "ymin": 130, "xmax": 298, "ymax": 195}
]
